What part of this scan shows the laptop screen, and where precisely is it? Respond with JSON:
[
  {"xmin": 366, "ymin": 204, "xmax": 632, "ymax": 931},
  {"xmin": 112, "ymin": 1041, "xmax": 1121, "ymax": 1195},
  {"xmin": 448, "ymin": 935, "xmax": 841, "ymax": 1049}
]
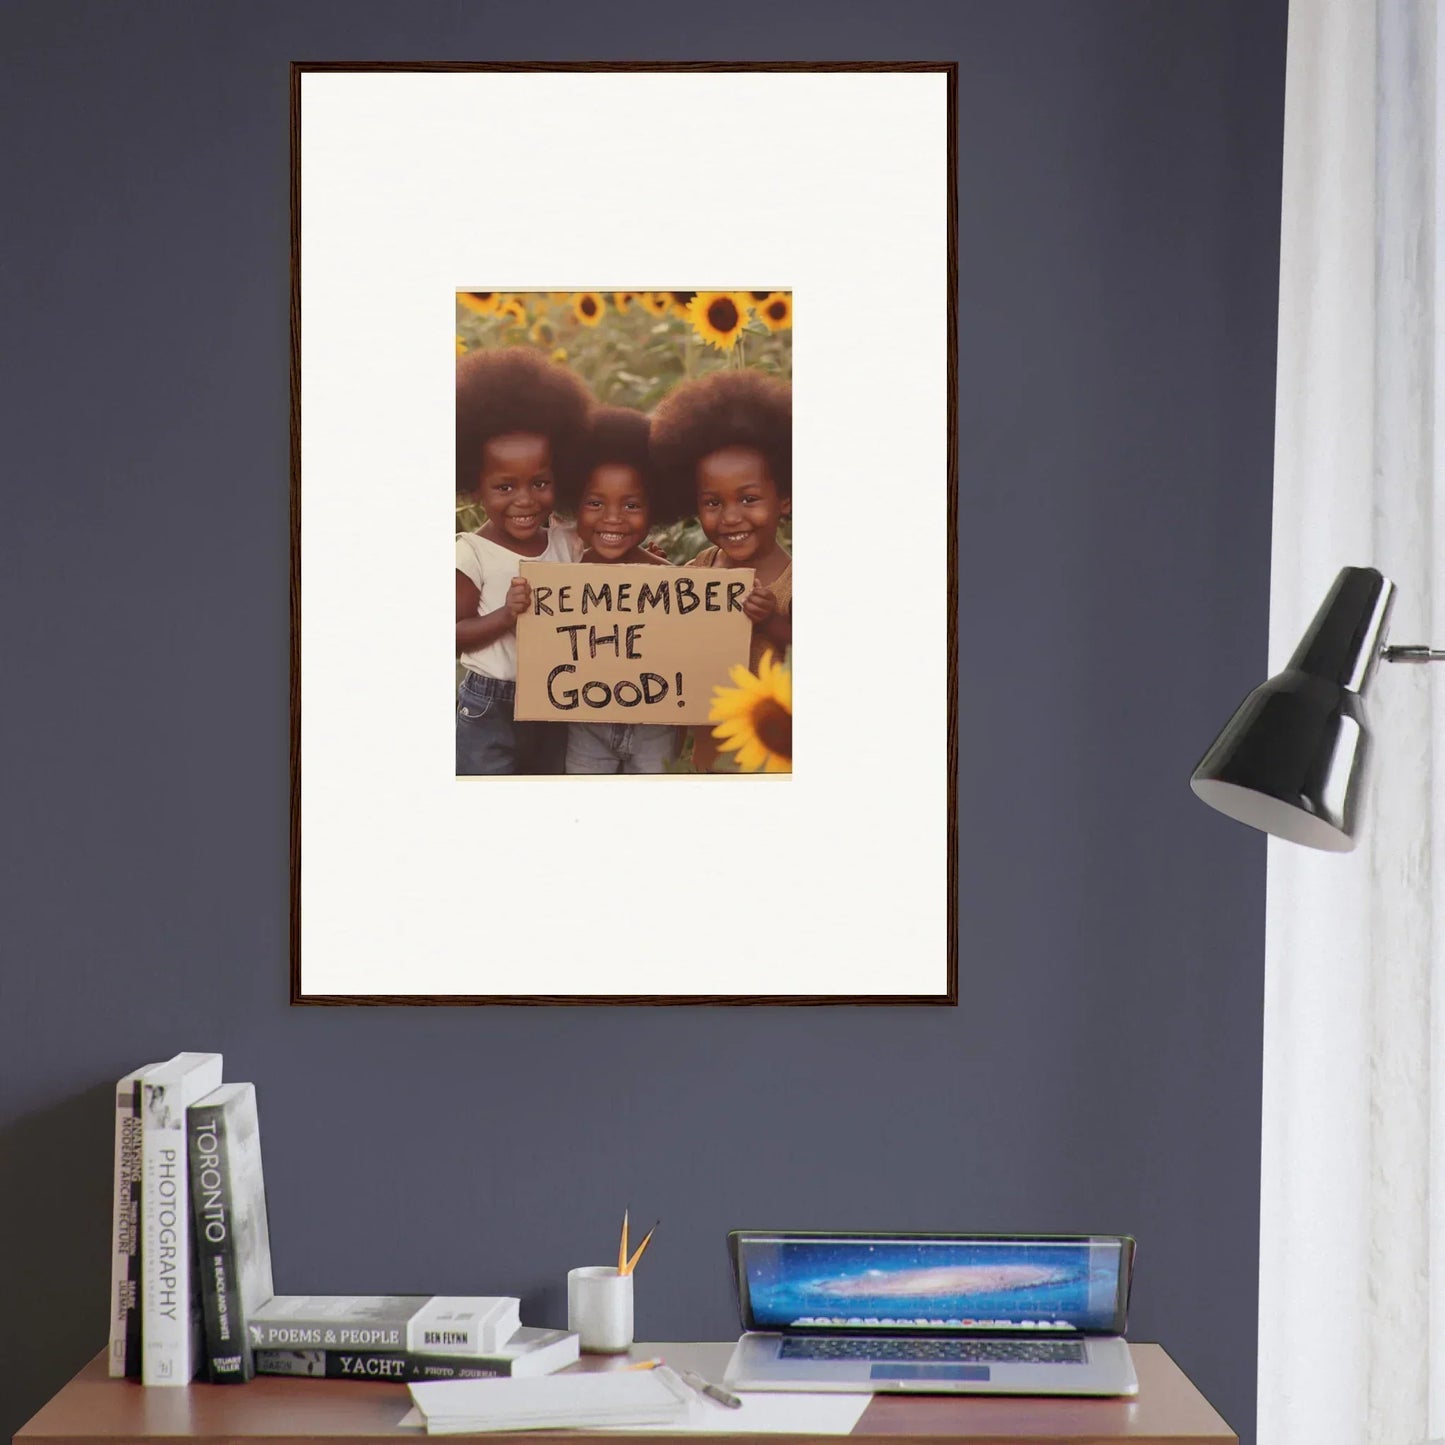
[{"xmin": 731, "ymin": 1232, "xmax": 1133, "ymax": 1336}]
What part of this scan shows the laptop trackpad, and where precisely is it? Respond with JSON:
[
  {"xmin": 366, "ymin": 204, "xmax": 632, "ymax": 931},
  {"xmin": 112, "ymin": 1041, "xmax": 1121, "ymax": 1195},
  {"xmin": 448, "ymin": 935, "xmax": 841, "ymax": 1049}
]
[{"xmin": 871, "ymin": 1364, "xmax": 990, "ymax": 1382}]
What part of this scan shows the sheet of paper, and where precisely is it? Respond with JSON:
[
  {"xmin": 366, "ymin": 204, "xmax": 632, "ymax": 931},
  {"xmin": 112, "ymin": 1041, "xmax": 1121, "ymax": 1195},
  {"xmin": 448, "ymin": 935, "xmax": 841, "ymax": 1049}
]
[
  {"xmin": 408, "ymin": 1367, "xmax": 693, "ymax": 1432},
  {"xmin": 608, "ymin": 1390, "xmax": 872, "ymax": 1434},
  {"xmin": 403, "ymin": 1392, "xmax": 870, "ymax": 1434}
]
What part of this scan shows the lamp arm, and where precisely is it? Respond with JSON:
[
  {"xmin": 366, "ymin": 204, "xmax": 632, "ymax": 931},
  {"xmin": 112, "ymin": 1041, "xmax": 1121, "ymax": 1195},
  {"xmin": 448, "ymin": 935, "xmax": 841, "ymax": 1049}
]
[{"xmin": 1382, "ymin": 644, "xmax": 1445, "ymax": 663}]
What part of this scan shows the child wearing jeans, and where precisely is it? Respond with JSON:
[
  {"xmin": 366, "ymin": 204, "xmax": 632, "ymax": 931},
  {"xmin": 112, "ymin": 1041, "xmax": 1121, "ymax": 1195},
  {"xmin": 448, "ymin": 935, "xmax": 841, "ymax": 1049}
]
[
  {"xmin": 561, "ymin": 406, "xmax": 682, "ymax": 774},
  {"xmin": 455, "ymin": 347, "xmax": 592, "ymax": 775},
  {"xmin": 650, "ymin": 371, "xmax": 792, "ymax": 772}
]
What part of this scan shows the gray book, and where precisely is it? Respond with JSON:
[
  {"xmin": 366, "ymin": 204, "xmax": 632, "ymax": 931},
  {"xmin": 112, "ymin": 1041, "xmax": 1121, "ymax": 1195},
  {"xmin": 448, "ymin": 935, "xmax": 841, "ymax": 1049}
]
[
  {"xmin": 108, "ymin": 1063, "xmax": 160, "ymax": 1378},
  {"xmin": 255, "ymin": 1326, "xmax": 580, "ymax": 1382},
  {"xmin": 189, "ymin": 1083, "xmax": 275, "ymax": 1382}
]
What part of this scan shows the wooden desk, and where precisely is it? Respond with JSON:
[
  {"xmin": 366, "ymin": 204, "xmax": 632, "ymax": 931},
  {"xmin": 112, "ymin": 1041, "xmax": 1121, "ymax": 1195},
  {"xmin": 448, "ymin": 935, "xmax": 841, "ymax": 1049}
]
[{"xmin": 15, "ymin": 1343, "xmax": 1235, "ymax": 1445}]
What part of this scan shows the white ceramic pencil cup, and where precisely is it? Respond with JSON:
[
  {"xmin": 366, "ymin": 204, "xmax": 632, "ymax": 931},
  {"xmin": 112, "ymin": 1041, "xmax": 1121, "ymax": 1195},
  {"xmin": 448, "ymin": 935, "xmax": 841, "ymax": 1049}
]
[{"xmin": 567, "ymin": 1266, "xmax": 634, "ymax": 1354}]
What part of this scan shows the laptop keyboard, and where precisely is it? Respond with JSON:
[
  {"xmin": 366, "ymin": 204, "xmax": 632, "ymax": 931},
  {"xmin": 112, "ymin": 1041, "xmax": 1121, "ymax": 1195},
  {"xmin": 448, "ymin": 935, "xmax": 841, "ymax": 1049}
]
[{"xmin": 780, "ymin": 1336, "xmax": 1087, "ymax": 1366}]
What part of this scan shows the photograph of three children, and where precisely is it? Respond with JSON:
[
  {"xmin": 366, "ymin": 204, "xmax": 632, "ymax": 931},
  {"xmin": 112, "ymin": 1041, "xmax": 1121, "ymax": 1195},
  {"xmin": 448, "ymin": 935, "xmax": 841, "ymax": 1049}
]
[{"xmin": 455, "ymin": 290, "xmax": 793, "ymax": 777}]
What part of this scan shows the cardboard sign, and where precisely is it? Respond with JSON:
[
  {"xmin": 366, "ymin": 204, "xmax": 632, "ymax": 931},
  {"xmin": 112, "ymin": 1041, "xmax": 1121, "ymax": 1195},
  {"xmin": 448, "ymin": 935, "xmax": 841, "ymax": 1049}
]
[{"xmin": 514, "ymin": 561, "xmax": 754, "ymax": 724}]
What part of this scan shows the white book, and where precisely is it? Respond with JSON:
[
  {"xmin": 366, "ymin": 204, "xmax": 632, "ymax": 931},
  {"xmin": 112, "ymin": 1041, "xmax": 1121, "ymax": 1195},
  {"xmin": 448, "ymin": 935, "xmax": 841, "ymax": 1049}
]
[
  {"xmin": 107, "ymin": 1063, "xmax": 160, "ymax": 1378},
  {"xmin": 140, "ymin": 1051, "xmax": 223, "ymax": 1386},
  {"xmin": 248, "ymin": 1295, "xmax": 520, "ymax": 1355}
]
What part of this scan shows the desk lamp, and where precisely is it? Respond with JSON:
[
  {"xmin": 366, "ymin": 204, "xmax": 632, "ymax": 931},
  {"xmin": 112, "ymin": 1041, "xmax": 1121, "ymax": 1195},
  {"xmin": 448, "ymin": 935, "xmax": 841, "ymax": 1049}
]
[{"xmin": 1190, "ymin": 565, "xmax": 1443, "ymax": 851}]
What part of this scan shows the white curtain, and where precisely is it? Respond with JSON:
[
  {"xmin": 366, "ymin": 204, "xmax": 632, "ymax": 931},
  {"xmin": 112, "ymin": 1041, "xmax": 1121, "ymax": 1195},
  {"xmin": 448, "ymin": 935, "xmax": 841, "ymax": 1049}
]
[{"xmin": 1262, "ymin": 4, "xmax": 1445, "ymax": 1445}]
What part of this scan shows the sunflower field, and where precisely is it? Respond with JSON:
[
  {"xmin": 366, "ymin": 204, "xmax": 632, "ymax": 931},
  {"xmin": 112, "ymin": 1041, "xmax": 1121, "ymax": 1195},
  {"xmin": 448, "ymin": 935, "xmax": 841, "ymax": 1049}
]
[{"xmin": 455, "ymin": 290, "xmax": 792, "ymax": 562}]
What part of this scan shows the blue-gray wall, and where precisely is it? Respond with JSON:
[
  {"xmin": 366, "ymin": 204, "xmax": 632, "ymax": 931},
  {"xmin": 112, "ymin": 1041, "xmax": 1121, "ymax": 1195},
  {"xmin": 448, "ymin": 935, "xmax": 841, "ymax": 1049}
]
[{"xmin": 0, "ymin": 2, "xmax": 1285, "ymax": 1439}]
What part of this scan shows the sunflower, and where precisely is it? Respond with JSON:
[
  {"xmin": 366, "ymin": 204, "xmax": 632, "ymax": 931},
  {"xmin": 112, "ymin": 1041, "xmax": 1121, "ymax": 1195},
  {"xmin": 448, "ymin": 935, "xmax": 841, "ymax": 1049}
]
[
  {"xmin": 708, "ymin": 652, "xmax": 792, "ymax": 773},
  {"xmin": 756, "ymin": 291, "xmax": 792, "ymax": 332},
  {"xmin": 573, "ymin": 292, "xmax": 605, "ymax": 327},
  {"xmin": 498, "ymin": 297, "xmax": 527, "ymax": 327},
  {"xmin": 667, "ymin": 290, "xmax": 697, "ymax": 316},
  {"xmin": 613, "ymin": 291, "xmax": 635, "ymax": 313},
  {"xmin": 455, "ymin": 335, "xmax": 466, "ymax": 356},
  {"xmin": 747, "ymin": 291, "xmax": 775, "ymax": 303},
  {"xmin": 640, "ymin": 292, "xmax": 672, "ymax": 317},
  {"xmin": 687, "ymin": 292, "xmax": 751, "ymax": 352},
  {"xmin": 530, "ymin": 317, "xmax": 557, "ymax": 347},
  {"xmin": 551, "ymin": 347, "xmax": 568, "ymax": 364},
  {"xmin": 457, "ymin": 291, "xmax": 500, "ymax": 316}
]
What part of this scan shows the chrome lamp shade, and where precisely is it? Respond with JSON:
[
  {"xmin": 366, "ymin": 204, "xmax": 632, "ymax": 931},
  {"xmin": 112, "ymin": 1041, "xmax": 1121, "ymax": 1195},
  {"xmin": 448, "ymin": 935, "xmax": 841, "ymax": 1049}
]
[{"xmin": 1189, "ymin": 567, "xmax": 1395, "ymax": 852}]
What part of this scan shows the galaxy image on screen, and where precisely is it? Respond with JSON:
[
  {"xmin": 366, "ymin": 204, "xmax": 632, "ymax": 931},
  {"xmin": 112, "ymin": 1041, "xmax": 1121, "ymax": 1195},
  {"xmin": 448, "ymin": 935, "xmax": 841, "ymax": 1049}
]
[{"xmin": 742, "ymin": 1238, "xmax": 1122, "ymax": 1332}]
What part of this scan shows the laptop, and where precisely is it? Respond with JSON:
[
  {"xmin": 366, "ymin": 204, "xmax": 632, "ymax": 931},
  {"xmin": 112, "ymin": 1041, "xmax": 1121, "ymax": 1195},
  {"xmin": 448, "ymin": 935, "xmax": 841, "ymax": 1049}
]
[{"xmin": 723, "ymin": 1230, "xmax": 1138, "ymax": 1397}]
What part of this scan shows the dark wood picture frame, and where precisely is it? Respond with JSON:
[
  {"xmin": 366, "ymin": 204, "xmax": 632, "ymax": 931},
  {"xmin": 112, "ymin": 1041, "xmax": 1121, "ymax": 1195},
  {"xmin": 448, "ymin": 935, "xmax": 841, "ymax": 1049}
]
[{"xmin": 289, "ymin": 61, "xmax": 958, "ymax": 1006}]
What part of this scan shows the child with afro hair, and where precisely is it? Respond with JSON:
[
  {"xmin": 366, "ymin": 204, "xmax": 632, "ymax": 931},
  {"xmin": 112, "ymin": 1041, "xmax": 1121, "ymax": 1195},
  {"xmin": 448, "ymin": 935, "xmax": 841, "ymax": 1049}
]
[
  {"xmin": 555, "ymin": 404, "xmax": 685, "ymax": 774},
  {"xmin": 650, "ymin": 370, "xmax": 791, "ymax": 772},
  {"xmin": 455, "ymin": 346, "xmax": 593, "ymax": 775}
]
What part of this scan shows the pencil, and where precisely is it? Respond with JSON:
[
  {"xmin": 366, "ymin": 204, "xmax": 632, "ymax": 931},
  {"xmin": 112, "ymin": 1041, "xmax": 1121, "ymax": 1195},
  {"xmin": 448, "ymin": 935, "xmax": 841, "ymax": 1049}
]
[
  {"xmin": 623, "ymin": 1221, "xmax": 658, "ymax": 1275},
  {"xmin": 618, "ymin": 1208, "xmax": 629, "ymax": 1274}
]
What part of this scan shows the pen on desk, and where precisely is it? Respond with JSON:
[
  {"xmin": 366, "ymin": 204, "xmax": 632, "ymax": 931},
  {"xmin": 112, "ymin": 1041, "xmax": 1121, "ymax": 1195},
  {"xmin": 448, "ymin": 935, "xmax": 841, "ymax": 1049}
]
[{"xmin": 677, "ymin": 1367, "xmax": 743, "ymax": 1409}]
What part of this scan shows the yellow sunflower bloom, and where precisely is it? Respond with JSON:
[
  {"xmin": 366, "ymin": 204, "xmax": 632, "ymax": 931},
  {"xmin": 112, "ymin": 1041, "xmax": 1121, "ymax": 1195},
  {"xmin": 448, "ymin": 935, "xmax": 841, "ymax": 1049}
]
[
  {"xmin": 708, "ymin": 652, "xmax": 792, "ymax": 773},
  {"xmin": 687, "ymin": 292, "xmax": 751, "ymax": 352},
  {"xmin": 551, "ymin": 347, "xmax": 568, "ymax": 364},
  {"xmin": 756, "ymin": 291, "xmax": 792, "ymax": 331},
  {"xmin": 455, "ymin": 335, "xmax": 466, "ymax": 356},
  {"xmin": 613, "ymin": 291, "xmax": 635, "ymax": 313},
  {"xmin": 573, "ymin": 292, "xmax": 605, "ymax": 326},
  {"xmin": 667, "ymin": 290, "xmax": 697, "ymax": 316},
  {"xmin": 457, "ymin": 291, "xmax": 500, "ymax": 316},
  {"xmin": 530, "ymin": 318, "xmax": 557, "ymax": 347},
  {"xmin": 640, "ymin": 292, "xmax": 672, "ymax": 317},
  {"xmin": 498, "ymin": 298, "xmax": 527, "ymax": 327}
]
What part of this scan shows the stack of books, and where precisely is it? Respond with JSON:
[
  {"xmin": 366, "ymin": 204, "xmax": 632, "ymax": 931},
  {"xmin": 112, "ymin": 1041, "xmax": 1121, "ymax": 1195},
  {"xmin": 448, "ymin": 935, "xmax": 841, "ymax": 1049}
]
[
  {"xmin": 108, "ymin": 1052, "xmax": 578, "ymax": 1387},
  {"xmin": 250, "ymin": 1304, "xmax": 578, "ymax": 1383}
]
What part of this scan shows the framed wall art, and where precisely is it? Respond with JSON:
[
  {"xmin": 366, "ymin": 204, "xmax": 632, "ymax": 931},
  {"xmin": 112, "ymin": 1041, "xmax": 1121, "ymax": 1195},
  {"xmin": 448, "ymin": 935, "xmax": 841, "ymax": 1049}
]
[{"xmin": 291, "ymin": 62, "xmax": 957, "ymax": 1004}]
